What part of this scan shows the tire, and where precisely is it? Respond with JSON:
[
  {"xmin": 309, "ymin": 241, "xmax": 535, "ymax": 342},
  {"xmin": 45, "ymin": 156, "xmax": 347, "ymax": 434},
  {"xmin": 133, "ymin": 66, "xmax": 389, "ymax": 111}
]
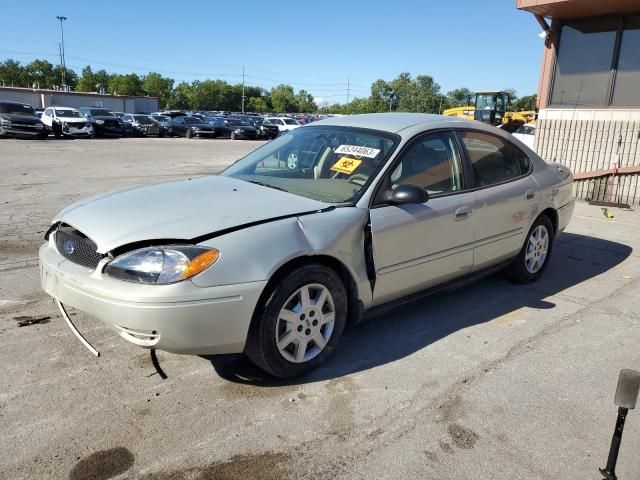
[
  {"xmin": 231, "ymin": 131, "xmax": 236, "ymax": 140},
  {"xmin": 185, "ymin": 128, "xmax": 193, "ymax": 139},
  {"xmin": 505, "ymin": 214, "xmax": 554, "ymax": 283},
  {"xmin": 245, "ymin": 264, "xmax": 347, "ymax": 378}
]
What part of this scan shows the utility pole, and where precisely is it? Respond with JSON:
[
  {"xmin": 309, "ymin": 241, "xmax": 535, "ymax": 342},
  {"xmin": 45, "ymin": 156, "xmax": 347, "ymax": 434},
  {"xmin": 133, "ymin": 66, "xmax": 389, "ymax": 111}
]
[
  {"xmin": 56, "ymin": 16, "xmax": 67, "ymax": 87},
  {"xmin": 346, "ymin": 77, "xmax": 350, "ymax": 104},
  {"xmin": 241, "ymin": 66, "xmax": 246, "ymax": 113}
]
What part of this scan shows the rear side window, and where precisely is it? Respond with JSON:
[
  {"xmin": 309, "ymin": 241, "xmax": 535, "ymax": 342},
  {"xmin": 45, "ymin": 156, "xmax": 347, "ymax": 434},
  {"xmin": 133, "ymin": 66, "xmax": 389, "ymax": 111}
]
[{"xmin": 459, "ymin": 131, "xmax": 530, "ymax": 186}]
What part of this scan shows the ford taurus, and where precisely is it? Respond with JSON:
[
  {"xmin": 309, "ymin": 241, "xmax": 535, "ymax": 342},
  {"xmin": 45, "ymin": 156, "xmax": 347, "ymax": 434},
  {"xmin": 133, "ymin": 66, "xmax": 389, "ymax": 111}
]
[{"xmin": 39, "ymin": 113, "xmax": 574, "ymax": 378}]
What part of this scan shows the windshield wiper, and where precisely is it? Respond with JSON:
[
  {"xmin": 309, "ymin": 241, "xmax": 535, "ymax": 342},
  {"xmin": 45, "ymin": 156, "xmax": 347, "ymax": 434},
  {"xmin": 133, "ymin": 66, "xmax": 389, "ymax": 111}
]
[{"xmin": 246, "ymin": 180, "xmax": 288, "ymax": 192}]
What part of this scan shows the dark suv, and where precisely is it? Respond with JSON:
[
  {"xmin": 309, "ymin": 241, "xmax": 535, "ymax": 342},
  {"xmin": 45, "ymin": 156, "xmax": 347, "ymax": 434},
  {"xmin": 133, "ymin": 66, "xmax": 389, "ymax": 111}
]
[
  {"xmin": 78, "ymin": 107, "xmax": 125, "ymax": 137},
  {"xmin": 0, "ymin": 101, "xmax": 47, "ymax": 139}
]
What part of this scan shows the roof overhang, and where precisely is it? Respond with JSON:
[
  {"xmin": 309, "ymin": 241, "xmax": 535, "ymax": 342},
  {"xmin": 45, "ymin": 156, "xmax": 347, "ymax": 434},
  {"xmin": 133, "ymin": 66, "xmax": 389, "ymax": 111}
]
[{"xmin": 516, "ymin": 0, "xmax": 640, "ymax": 20}]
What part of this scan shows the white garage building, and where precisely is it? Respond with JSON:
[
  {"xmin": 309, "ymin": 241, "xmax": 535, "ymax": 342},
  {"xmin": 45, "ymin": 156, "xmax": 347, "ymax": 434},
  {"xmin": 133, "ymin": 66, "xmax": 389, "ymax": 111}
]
[{"xmin": 0, "ymin": 86, "xmax": 158, "ymax": 114}]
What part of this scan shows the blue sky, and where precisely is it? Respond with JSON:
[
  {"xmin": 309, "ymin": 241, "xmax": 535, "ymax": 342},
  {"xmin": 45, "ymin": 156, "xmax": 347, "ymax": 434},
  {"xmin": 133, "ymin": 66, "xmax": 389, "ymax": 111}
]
[{"xmin": 1, "ymin": 0, "xmax": 544, "ymax": 105}]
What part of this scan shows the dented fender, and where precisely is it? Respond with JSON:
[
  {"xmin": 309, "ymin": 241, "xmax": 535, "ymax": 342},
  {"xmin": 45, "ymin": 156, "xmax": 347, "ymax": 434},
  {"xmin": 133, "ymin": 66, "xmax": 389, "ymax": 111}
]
[{"xmin": 189, "ymin": 207, "xmax": 374, "ymax": 307}]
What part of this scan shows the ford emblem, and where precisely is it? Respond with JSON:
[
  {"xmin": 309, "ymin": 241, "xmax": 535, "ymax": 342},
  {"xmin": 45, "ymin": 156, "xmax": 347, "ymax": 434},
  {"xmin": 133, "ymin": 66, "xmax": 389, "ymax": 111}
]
[{"xmin": 63, "ymin": 240, "xmax": 75, "ymax": 255}]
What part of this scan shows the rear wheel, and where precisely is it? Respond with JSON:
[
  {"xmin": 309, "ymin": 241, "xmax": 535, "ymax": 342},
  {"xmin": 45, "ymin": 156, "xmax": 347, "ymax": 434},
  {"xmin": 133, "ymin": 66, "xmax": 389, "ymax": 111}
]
[
  {"xmin": 245, "ymin": 264, "xmax": 347, "ymax": 378},
  {"xmin": 505, "ymin": 215, "xmax": 554, "ymax": 283}
]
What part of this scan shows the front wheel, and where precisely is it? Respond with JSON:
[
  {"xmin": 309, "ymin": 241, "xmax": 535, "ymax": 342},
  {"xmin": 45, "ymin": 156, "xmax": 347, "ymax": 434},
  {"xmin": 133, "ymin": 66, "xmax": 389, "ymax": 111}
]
[
  {"xmin": 505, "ymin": 215, "xmax": 554, "ymax": 283},
  {"xmin": 185, "ymin": 128, "xmax": 193, "ymax": 139},
  {"xmin": 230, "ymin": 131, "xmax": 237, "ymax": 140},
  {"xmin": 245, "ymin": 264, "xmax": 347, "ymax": 378}
]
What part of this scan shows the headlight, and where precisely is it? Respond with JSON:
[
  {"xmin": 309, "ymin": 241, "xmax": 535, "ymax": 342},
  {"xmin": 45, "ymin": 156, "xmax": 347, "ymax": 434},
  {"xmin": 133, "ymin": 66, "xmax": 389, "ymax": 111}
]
[
  {"xmin": 96, "ymin": 119, "xmax": 105, "ymax": 125},
  {"xmin": 235, "ymin": 128, "xmax": 243, "ymax": 133},
  {"xmin": 104, "ymin": 245, "xmax": 219, "ymax": 285}
]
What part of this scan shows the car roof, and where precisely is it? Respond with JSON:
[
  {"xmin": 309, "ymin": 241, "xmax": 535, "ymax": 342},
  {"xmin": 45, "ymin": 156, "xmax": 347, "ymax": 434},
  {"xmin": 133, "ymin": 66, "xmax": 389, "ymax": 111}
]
[
  {"xmin": 310, "ymin": 113, "xmax": 479, "ymax": 134},
  {"xmin": 0, "ymin": 100, "xmax": 31, "ymax": 106}
]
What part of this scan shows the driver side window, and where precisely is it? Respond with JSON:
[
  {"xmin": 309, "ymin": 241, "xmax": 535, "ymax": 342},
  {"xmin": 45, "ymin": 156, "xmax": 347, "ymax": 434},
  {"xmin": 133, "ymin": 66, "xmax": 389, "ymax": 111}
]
[{"xmin": 390, "ymin": 131, "xmax": 463, "ymax": 195}]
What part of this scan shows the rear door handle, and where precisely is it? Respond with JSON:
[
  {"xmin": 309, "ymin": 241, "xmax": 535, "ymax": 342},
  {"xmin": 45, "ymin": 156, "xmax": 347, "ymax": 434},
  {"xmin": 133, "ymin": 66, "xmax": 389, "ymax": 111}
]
[
  {"xmin": 525, "ymin": 189, "xmax": 536, "ymax": 201},
  {"xmin": 454, "ymin": 206, "xmax": 472, "ymax": 220}
]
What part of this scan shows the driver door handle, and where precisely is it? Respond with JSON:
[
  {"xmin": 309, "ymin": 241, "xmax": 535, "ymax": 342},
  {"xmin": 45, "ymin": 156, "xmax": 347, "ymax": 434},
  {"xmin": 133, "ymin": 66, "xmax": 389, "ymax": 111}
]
[{"xmin": 454, "ymin": 206, "xmax": 472, "ymax": 220}]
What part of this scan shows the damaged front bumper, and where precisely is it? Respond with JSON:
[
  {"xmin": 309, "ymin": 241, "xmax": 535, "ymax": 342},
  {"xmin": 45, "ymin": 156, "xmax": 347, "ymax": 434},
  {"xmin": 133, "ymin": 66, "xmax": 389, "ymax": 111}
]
[{"xmin": 39, "ymin": 240, "xmax": 266, "ymax": 356}]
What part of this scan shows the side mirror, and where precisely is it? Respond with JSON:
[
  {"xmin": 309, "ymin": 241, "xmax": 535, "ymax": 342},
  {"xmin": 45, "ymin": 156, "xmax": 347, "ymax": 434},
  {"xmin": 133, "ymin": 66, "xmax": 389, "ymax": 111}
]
[{"xmin": 390, "ymin": 184, "xmax": 429, "ymax": 205}]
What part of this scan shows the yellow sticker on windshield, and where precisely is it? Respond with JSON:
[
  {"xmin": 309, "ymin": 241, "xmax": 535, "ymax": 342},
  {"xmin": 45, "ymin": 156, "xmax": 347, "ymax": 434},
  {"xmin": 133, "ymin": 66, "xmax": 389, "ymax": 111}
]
[{"xmin": 331, "ymin": 157, "xmax": 362, "ymax": 174}]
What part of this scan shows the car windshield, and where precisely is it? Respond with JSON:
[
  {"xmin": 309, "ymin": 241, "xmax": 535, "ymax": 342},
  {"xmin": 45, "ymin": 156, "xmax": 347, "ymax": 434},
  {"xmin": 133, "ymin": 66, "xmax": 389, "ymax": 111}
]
[
  {"xmin": 90, "ymin": 109, "xmax": 113, "ymax": 116},
  {"xmin": 133, "ymin": 115, "xmax": 155, "ymax": 124},
  {"xmin": 222, "ymin": 126, "xmax": 398, "ymax": 204},
  {"xmin": 55, "ymin": 109, "xmax": 81, "ymax": 118},
  {"xmin": 0, "ymin": 103, "xmax": 34, "ymax": 115},
  {"xmin": 226, "ymin": 119, "xmax": 249, "ymax": 126},
  {"xmin": 284, "ymin": 119, "xmax": 299, "ymax": 125},
  {"xmin": 152, "ymin": 115, "xmax": 169, "ymax": 121}
]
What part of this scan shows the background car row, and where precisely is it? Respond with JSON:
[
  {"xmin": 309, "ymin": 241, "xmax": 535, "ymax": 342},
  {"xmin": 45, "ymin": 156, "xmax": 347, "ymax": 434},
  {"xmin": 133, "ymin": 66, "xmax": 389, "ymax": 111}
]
[{"xmin": 0, "ymin": 100, "xmax": 317, "ymax": 140}]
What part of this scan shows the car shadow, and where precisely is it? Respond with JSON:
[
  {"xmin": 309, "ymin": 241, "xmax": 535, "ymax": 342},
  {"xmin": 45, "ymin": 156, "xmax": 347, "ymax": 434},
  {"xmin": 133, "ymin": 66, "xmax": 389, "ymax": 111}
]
[{"xmin": 205, "ymin": 232, "xmax": 632, "ymax": 386}]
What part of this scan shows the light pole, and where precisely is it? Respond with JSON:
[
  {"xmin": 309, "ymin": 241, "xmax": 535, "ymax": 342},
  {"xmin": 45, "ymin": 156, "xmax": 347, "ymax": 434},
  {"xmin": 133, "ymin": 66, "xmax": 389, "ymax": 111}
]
[{"xmin": 56, "ymin": 16, "xmax": 67, "ymax": 87}]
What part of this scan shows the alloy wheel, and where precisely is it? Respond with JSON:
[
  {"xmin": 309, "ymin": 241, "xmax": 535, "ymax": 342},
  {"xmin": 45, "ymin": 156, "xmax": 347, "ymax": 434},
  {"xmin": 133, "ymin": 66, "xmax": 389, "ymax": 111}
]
[
  {"xmin": 525, "ymin": 225, "xmax": 549, "ymax": 274},
  {"xmin": 275, "ymin": 283, "xmax": 335, "ymax": 363},
  {"xmin": 286, "ymin": 151, "xmax": 298, "ymax": 169}
]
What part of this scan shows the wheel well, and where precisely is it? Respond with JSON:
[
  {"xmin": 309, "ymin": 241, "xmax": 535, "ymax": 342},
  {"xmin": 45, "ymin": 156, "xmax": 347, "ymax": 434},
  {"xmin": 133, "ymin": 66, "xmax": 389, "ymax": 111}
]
[
  {"xmin": 539, "ymin": 208, "xmax": 558, "ymax": 235},
  {"xmin": 257, "ymin": 255, "xmax": 362, "ymax": 326}
]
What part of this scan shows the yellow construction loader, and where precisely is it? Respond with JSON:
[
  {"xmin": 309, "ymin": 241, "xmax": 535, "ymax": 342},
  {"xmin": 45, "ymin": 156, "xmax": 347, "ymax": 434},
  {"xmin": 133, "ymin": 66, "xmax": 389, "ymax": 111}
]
[{"xmin": 443, "ymin": 90, "xmax": 535, "ymax": 132}]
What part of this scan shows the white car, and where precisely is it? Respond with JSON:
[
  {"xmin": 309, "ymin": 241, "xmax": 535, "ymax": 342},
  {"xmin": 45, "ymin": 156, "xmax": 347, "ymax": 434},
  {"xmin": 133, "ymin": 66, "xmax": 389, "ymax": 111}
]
[
  {"xmin": 41, "ymin": 107, "xmax": 94, "ymax": 138},
  {"xmin": 264, "ymin": 117, "xmax": 300, "ymax": 132},
  {"xmin": 512, "ymin": 123, "xmax": 536, "ymax": 151}
]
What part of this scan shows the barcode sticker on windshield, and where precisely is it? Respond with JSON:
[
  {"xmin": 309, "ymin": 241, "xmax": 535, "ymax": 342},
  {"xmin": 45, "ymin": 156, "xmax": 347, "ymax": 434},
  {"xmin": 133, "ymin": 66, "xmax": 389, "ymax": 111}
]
[{"xmin": 334, "ymin": 145, "xmax": 380, "ymax": 158}]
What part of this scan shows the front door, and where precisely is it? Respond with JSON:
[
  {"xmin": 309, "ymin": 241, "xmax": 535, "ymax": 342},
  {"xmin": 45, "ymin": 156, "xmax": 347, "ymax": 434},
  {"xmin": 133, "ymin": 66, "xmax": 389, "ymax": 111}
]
[{"xmin": 369, "ymin": 131, "xmax": 475, "ymax": 306}]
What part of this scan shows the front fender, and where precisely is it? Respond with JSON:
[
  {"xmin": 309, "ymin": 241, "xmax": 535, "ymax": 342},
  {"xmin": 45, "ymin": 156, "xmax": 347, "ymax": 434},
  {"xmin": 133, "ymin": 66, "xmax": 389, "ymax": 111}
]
[{"xmin": 191, "ymin": 207, "xmax": 373, "ymax": 306}]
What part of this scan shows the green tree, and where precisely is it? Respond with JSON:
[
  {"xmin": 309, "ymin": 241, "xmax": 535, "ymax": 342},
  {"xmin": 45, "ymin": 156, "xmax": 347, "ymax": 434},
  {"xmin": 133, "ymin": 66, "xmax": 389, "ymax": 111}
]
[
  {"xmin": 108, "ymin": 73, "xmax": 143, "ymax": 96},
  {"xmin": 513, "ymin": 94, "xmax": 537, "ymax": 111},
  {"xmin": 247, "ymin": 96, "xmax": 270, "ymax": 113},
  {"xmin": 168, "ymin": 82, "xmax": 193, "ymax": 109},
  {"xmin": 270, "ymin": 84, "xmax": 297, "ymax": 112},
  {"xmin": 295, "ymin": 89, "xmax": 316, "ymax": 113},
  {"xmin": 142, "ymin": 72, "xmax": 174, "ymax": 108},
  {"xmin": 24, "ymin": 60, "xmax": 57, "ymax": 89},
  {"xmin": 0, "ymin": 59, "xmax": 28, "ymax": 87},
  {"xmin": 446, "ymin": 87, "xmax": 473, "ymax": 107}
]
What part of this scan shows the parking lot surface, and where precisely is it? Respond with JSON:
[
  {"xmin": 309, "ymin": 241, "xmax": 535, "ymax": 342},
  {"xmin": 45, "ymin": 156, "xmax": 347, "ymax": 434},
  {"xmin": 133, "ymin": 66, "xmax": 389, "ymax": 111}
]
[{"xmin": 1, "ymin": 137, "xmax": 639, "ymax": 480}]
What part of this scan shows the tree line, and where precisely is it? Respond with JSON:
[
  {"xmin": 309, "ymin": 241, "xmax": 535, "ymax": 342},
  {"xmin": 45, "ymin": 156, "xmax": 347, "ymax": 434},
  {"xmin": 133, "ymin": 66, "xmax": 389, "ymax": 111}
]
[{"xmin": 0, "ymin": 59, "xmax": 536, "ymax": 113}]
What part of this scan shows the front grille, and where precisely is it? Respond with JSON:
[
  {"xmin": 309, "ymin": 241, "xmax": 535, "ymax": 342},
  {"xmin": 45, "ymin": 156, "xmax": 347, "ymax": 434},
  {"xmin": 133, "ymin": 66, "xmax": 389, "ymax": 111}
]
[{"xmin": 54, "ymin": 227, "xmax": 103, "ymax": 269}]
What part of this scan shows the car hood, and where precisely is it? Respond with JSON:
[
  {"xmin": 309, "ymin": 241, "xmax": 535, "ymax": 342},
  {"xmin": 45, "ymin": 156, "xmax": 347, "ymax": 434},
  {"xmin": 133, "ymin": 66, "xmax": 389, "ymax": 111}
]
[
  {"xmin": 0, "ymin": 113, "xmax": 40, "ymax": 124},
  {"xmin": 53, "ymin": 175, "xmax": 327, "ymax": 253}
]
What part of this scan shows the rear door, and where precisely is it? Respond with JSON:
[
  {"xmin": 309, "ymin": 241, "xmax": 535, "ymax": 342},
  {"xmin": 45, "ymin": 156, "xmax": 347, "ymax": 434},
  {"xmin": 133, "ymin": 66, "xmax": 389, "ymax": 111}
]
[
  {"xmin": 456, "ymin": 130, "xmax": 539, "ymax": 271},
  {"xmin": 369, "ymin": 130, "xmax": 475, "ymax": 305}
]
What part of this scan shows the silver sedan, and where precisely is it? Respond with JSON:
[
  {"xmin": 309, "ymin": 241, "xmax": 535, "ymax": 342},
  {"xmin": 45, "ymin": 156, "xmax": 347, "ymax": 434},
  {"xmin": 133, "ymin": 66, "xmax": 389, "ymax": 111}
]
[{"xmin": 39, "ymin": 113, "xmax": 574, "ymax": 378}]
